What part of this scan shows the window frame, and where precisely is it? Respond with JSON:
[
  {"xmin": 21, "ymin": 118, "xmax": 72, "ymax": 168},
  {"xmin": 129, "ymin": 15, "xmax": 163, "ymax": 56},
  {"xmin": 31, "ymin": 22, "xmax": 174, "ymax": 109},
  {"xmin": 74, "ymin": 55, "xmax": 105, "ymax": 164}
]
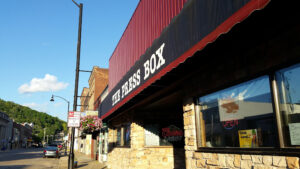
[
  {"xmin": 274, "ymin": 63, "xmax": 300, "ymax": 148},
  {"xmin": 194, "ymin": 67, "xmax": 300, "ymax": 156}
]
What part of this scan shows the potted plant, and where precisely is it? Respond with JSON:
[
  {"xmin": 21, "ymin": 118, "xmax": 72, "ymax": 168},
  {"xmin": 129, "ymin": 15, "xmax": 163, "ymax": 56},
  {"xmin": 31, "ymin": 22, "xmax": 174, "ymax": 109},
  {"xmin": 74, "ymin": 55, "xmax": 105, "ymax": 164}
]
[{"xmin": 80, "ymin": 116, "xmax": 103, "ymax": 139}]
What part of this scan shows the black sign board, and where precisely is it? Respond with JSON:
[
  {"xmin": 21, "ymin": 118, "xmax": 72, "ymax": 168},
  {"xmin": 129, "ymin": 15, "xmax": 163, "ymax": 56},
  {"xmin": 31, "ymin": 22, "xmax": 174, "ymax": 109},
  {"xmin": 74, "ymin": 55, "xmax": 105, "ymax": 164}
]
[{"xmin": 99, "ymin": 0, "xmax": 269, "ymax": 119}]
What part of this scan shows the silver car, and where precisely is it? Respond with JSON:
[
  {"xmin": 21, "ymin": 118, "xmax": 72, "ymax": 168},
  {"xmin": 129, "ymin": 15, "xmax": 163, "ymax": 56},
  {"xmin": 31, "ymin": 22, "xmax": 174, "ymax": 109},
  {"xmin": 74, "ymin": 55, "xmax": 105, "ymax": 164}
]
[{"xmin": 43, "ymin": 146, "xmax": 60, "ymax": 158}]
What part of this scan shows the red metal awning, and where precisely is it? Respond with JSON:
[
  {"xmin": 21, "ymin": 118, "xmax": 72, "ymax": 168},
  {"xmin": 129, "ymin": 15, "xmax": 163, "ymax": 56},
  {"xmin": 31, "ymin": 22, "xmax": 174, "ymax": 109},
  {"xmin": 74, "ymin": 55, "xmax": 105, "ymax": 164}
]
[{"xmin": 99, "ymin": 0, "xmax": 270, "ymax": 120}]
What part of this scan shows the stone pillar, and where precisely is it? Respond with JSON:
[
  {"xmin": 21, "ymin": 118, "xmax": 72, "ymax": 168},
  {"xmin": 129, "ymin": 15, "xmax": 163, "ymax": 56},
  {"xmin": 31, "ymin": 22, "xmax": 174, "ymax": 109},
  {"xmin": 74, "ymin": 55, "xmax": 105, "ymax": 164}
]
[
  {"xmin": 129, "ymin": 121, "xmax": 145, "ymax": 169},
  {"xmin": 130, "ymin": 122, "xmax": 144, "ymax": 149},
  {"xmin": 183, "ymin": 98, "xmax": 198, "ymax": 169}
]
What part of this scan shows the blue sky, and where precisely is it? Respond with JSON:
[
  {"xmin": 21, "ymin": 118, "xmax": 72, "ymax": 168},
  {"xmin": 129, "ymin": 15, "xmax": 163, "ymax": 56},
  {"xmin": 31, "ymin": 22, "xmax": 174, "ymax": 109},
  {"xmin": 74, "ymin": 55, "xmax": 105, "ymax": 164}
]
[{"xmin": 0, "ymin": 0, "xmax": 139, "ymax": 122}]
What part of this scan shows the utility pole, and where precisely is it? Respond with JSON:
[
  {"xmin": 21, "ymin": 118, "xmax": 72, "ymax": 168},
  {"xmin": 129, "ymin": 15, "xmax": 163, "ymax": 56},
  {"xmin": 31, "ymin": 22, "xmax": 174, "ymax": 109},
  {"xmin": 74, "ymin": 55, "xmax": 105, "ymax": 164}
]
[
  {"xmin": 70, "ymin": 1, "xmax": 83, "ymax": 169},
  {"xmin": 43, "ymin": 128, "xmax": 46, "ymax": 143},
  {"xmin": 47, "ymin": 135, "xmax": 49, "ymax": 144}
]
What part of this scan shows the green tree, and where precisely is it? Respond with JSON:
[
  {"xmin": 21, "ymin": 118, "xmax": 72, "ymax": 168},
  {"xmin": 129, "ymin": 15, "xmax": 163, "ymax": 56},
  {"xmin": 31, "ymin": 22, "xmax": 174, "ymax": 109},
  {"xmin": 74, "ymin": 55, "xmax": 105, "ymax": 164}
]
[{"xmin": 0, "ymin": 98, "xmax": 67, "ymax": 143}]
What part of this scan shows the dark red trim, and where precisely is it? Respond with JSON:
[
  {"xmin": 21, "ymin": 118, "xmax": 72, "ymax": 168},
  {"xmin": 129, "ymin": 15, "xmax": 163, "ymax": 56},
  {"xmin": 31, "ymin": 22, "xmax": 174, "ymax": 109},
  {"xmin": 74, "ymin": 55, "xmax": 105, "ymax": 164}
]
[{"xmin": 101, "ymin": 0, "xmax": 270, "ymax": 120}]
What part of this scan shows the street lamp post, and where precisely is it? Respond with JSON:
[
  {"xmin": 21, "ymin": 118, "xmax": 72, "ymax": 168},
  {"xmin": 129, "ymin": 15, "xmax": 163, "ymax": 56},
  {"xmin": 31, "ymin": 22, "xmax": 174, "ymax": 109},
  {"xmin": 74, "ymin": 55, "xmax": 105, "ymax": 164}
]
[
  {"xmin": 50, "ymin": 95, "xmax": 70, "ymax": 114},
  {"xmin": 71, "ymin": 0, "xmax": 83, "ymax": 169},
  {"xmin": 50, "ymin": 95, "xmax": 70, "ymax": 156}
]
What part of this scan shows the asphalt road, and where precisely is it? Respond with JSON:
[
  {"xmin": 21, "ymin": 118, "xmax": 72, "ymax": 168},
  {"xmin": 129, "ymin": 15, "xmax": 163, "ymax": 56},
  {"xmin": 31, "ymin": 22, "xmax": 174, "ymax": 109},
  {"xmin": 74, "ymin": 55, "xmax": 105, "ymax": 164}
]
[{"xmin": 0, "ymin": 148, "xmax": 60, "ymax": 169}]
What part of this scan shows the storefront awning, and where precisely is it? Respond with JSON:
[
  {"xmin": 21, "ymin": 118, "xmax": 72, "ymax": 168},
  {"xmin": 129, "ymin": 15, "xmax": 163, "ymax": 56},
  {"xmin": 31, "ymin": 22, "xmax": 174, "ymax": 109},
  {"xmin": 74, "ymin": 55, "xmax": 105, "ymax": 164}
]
[{"xmin": 99, "ymin": 0, "xmax": 270, "ymax": 120}]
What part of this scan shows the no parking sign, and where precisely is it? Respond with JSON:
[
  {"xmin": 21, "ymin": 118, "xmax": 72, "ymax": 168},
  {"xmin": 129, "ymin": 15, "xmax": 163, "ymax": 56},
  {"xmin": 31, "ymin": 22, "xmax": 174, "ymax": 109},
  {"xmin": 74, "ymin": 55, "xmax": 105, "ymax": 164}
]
[{"xmin": 67, "ymin": 111, "xmax": 81, "ymax": 127}]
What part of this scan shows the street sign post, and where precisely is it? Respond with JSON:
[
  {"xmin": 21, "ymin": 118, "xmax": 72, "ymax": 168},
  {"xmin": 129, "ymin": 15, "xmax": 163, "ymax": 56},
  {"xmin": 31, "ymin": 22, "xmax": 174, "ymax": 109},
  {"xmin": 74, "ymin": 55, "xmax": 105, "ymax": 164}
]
[{"xmin": 67, "ymin": 111, "xmax": 81, "ymax": 127}]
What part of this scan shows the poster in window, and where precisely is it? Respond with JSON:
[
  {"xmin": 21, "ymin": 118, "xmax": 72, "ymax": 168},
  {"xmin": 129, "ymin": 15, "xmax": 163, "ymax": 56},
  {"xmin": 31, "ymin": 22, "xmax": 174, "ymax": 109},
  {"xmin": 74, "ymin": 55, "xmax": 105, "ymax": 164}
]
[
  {"xmin": 238, "ymin": 129, "xmax": 258, "ymax": 148},
  {"xmin": 218, "ymin": 98, "xmax": 273, "ymax": 122},
  {"xmin": 145, "ymin": 124, "xmax": 160, "ymax": 146},
  {"xmin": 288, "ymin": 123, "xmax": 300, "ymax": 145},
  {"xmin": 217, "ymin": 77, "xmax": 273, "ymax": 122}
]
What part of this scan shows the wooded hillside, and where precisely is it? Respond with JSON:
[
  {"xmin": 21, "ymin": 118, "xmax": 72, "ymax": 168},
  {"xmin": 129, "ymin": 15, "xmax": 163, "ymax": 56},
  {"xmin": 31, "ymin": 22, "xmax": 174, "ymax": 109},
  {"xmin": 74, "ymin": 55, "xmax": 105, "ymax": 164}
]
[{"xmin": 0, "ymin": 98, "xmax": 67, "ymax": 142}]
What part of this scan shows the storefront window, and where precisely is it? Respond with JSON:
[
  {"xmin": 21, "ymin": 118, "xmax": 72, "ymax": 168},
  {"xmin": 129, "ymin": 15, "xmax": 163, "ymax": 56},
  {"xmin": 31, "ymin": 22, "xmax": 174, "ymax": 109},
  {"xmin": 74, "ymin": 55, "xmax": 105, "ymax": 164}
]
[
  {"xmin": 145, "ymin": 124, "xmax": 161, "ymax": 146},
  {"xmin": 144, "ymin": 124, "xmax": 184, "ymax": 147},
  {"xmin": 115, "ymin": 124, "xmax": 131, "ymax": 147},
  {"xmin": 124, "ymin": 123, "xmax": 131, "ymax": 146},
  {"xmin": 116, "ymin": 127, "xmax": 122, "ymax": 146},
  {"xmin": 276, "ymin": 63, "xmax": 300, "ymax": 146},
  {"xmin": 198, "ymin": 76, "xmax": 279, "ymax": 148}
]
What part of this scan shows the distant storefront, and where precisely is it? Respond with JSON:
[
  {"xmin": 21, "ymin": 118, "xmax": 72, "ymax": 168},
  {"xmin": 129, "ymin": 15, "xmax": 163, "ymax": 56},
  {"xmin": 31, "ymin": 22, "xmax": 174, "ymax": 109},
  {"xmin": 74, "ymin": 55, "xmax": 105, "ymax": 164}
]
[
  {"xmin": 0, "ymin": 112, "xmax": 13, "ymax": 150},
  {"xmin": 99, "ymin": 0, "xmax": 300, "ymax": 169}
]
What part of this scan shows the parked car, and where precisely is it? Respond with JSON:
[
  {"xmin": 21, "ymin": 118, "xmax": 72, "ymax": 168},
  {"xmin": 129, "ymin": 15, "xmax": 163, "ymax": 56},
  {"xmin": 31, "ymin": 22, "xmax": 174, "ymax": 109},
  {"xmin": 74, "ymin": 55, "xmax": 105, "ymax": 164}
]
[
  {"xmin": 49, "ymin": 142, "xmax": 63, "ymax": 150},
  {"xmin": 43, "ymin": 146, "xmax": 60, "ymax": 158}
]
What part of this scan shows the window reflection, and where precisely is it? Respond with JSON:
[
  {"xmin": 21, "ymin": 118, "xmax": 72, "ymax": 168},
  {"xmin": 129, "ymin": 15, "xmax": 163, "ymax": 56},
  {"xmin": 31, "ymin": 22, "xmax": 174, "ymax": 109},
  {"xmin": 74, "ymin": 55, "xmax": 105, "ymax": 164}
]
[
  {"xmin": 276, "ymin": 63, "xmax": 300, "ymax": 146},
  {"xmin": 144, "ymin": 124, "xmax": 184, "ymax": 147},
  {"xmin": 116, "ymin": 128, "xmax": 122, "ymax": 146},
  {"xmin": 125, "ymin": 124, "xmax": 131, "ymax": 146},
  {"xmin": 199, "ymin": 76, "xmax": 278, "ymax": 148}
]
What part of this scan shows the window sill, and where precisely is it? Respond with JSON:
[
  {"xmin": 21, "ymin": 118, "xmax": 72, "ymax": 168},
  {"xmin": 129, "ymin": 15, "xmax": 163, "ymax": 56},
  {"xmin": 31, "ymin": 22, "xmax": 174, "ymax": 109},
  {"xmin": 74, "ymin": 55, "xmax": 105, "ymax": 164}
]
[
  {"xmin": 196, "ymin": 147, "xmax": 300, "ymax": 156},
  {"xmin": 114, "ymin": 146, "xmax": 131, "ymax": 148},
  {"xmin": 144, "ymin": 146, "xmax": 173, "ymax": 148}
]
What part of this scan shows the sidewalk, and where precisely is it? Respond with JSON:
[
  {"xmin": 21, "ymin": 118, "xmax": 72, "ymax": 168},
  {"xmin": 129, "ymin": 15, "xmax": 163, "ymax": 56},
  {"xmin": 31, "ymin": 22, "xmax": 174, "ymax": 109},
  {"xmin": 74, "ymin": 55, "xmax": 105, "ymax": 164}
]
[{"xmin": 58, "ymin": 151, "xmax": 107, "ymax": 169}]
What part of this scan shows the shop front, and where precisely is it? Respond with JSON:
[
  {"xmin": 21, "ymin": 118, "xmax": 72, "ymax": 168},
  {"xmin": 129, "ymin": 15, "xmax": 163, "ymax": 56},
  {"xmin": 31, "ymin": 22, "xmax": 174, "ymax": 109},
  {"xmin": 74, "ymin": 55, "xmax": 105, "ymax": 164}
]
[
  {"xmin": 104, "ymin": 90, "xmax": 186, "ymax": 169},
  {"xmin": 99, "ymin": 0, "xmax": 300, "ymax": 168}
]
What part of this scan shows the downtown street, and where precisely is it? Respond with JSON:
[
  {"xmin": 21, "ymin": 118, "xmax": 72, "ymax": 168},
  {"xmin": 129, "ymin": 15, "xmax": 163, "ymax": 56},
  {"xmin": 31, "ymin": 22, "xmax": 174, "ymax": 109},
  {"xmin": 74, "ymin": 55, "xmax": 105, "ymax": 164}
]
[{"xmin": 0, "ymin": 148, "xmax": 60, "ymax": 169}]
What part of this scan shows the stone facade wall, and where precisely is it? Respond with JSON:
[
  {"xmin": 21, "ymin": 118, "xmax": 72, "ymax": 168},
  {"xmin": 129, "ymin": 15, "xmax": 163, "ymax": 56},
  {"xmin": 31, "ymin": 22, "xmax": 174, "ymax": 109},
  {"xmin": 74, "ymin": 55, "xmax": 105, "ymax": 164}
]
[
  {"xmin": 107, "ymin": 120, "xmax": 184, "ymax": 169},
  {"xmin": 108, "ymin": 147, "xmax": 131, "ymax": 169},
  {"xmin": 191, "ymin": 153, "xmax": 300, "ymax": 169},
  {"xmin": 182, "ymin": 99, "xmax": 300, "ymax": 169}
]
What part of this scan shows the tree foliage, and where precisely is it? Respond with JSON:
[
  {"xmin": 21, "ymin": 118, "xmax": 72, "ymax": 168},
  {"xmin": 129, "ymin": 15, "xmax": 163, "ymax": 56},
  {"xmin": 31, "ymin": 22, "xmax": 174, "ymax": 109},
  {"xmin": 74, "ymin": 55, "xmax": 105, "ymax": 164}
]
[{"xmin": 0, "ymin": 98, "xmax": 67, "ymax": 143}]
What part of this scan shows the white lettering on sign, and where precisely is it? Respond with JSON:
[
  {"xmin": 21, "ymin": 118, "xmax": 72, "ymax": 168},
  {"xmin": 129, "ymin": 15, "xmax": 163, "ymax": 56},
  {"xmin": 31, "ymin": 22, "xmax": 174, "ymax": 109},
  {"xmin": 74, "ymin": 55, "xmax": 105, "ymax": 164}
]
[
  {"xmin": 112, "ymin": 89, "xmax": 120, "ymax": 106},
  {"xmin": 111, "ymin": 43, "xmax": 165, "ymax": 106},
  {"xmin": 156, "ymin": 43, "xmax": 166, "ymax": 69},
  {"xmin": 122, "ymin": 69, "xmax": 140, "ymax": 98},
  {"xmin": 144, "ymin": 43, "xmax": 165, "ymax": 80},
  {"xmin": 112, "ymin": 69, "xmax": 140, "ymax": 106}
]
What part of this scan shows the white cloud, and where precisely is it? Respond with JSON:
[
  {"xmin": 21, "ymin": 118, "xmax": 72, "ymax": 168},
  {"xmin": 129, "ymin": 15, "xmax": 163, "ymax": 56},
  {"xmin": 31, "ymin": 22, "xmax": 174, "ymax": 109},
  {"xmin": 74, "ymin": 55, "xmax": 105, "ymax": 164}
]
[{"xmin": 18, "ymin": 74, "xmax": 68, "ymax": 94}]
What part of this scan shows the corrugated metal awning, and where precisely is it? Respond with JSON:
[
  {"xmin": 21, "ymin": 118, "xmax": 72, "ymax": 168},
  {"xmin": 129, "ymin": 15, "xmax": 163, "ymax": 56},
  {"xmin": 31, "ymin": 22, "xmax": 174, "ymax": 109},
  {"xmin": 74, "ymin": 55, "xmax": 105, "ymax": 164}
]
[{"xmin": 99, "ymin": 0, "xmax": 270, "ymax": 120}]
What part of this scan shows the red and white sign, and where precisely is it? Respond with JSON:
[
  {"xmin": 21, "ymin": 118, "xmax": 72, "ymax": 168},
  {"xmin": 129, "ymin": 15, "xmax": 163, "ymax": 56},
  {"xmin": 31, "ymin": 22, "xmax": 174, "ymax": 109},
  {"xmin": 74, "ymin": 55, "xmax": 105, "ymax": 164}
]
[{"xmin": 68, "ymin": 111, "xmax": 81, "ymax": 127}]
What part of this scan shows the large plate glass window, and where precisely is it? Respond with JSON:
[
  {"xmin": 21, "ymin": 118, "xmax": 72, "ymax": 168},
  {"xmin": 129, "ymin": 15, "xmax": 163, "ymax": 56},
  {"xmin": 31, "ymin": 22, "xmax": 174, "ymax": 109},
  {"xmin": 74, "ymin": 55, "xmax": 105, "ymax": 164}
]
[
  {"xmin": 124, "ymin": 123, "xmax": 131, "ymax": 146},
  {"xmin": 116, "ymin": 127, "xmax": 122, "ymax": 146},
  {"xmin": 198, "ymin": 76, "xmax": 279, "ymax": 148},
  {"xmin": 276, "ymin": 63, "xmax": 300, "ymax": 147},
  {"xmin": 115, "ymin": 124, "xmax": 131, "ymax": 147},
  {"xmin": 144, "ymin": 124, "xmax": 184, "ymax": 147}
]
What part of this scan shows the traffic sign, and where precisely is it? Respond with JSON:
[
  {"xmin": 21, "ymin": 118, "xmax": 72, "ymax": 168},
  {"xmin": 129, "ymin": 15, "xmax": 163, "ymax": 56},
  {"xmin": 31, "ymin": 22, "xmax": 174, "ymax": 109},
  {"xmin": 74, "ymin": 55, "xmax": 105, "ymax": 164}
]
[{"xmin": 68, "ymin": 111, "xmax": 81, "ymax": 127}]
